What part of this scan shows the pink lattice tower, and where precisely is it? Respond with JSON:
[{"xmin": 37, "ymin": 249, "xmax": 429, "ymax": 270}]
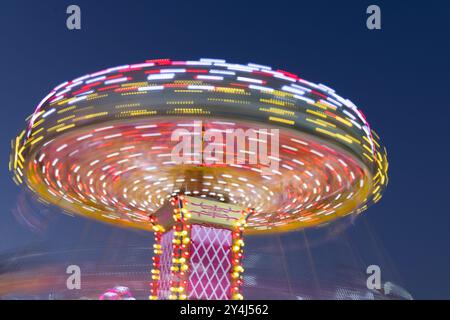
[{"xmin": 150, "ymin": 195, "xmax": 249, "ymax": 300}]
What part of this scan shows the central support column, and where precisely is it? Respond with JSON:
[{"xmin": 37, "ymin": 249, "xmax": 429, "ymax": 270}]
[{"xmin": 149, "ymin": 196, "xmax": 249, "ymax": 300}]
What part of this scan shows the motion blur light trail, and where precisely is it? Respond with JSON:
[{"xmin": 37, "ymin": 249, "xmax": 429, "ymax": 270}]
[
  {"xmin": 0, "ymin": 243, "xmax": 410, "ymax": 300},
  {"xmin": 9, "ymin": 58, "xmax": 388, "ymax": 300},
  {"xmin": 10, "ymin": 58, "xmax": 388, "ymax": 232}
]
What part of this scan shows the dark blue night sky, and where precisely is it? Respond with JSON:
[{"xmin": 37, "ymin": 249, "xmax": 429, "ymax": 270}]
[{"xmin": 1, "ymin": 0, "xmax": 449, "ymax": 299}]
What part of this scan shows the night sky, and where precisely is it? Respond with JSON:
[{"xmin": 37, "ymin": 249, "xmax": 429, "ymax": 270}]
[{"xmin": 0, "ymin": 0, "xmax": 449, "ymax": 299}]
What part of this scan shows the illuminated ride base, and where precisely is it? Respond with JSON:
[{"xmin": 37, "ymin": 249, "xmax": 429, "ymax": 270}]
[
  {"xmin": 150, "ymin": 196, "xmax": 250, "ymax": 300},
  {"xmin": 10, "ymin": 58, "xmax": 388, "ymax": 300}
]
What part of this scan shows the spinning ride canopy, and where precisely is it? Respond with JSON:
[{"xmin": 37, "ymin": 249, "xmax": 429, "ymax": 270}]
[{"xmin": 10, "ymin": 58, "xmax": 388, "ymax": 234}]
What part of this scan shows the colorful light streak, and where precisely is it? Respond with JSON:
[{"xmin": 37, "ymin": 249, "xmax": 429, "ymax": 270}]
[
  {"xmin": 10, "ymin": 58, "xmax": 388, "ymax": 234},
  {"xmin": 9, "ymin": 58, "xmax": 389, "ymax": 301}
]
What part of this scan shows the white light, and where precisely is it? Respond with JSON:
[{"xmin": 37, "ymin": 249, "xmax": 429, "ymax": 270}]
[
  {"xmin": 281, "ymin": 85, "xmax": 305, "ymax": 96},
  {"xmin": 77, "ymin": 134, "xmax": 93, "ymax": 141},
  {"xmin": 196, "ymin": 75, "xmax": 223, "ymax": 81},
  {"xmin": 85, "ymin": 76, "xmax": 106, "ymax": 84},
  {"xmin": 69, "ymin": 95, "xmax": 87, "ymax": 105},
  {"xmin": 107, "ymin": 65, "xmax": 129, "ymax": 72},
  {"xmin": 105, "ymin": 77, "xmax": 128, "ymax": 85},
  {"xmin": 248, "ymin": 84, "xmax": 274, "ymax": 93},
  {"xmin": 247, "ymin": 63, "xmax": 271, "ymax": 70},
  {"xmin": 294, "ymin": 95, "xmax": 315, "ymax": 104},
  {"xmin": 135, "ymin": 124, "xmax": 157, "ymax": 129},
  {"xmin": 209, "ymin": 69, "xmax": 236, "ymax": 75},
  {"xmin": 56, "ymin": 144, "xmax": 68, "ymax": 152},
  {"xmin": 237, "ymin": 76, "xmax": 263, "ymax": 84},
  {"xmin": 147, "ymin": 73, "xmax": 175, "ymax": 81},
  {"xmin": 187, "ymin": 85, "xmax": 214, "ymax": 90},
  {"xmin": 138, "ymin": 86, "xmax": 164, "ymax": 91},
  {"xmin": 130, "ymin": 62, "xmax": 155, "ymax": 68},
  {"xmin": 200, "ymin": 58, "xmax": 225, "ymax": 63},
  {"xmin": 42, "ymin": 108, "xmax": 56, "ymax": 118},
  {"xmin": 160, "ymin": 68, "xmax": 185, "ymax": 73}
]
